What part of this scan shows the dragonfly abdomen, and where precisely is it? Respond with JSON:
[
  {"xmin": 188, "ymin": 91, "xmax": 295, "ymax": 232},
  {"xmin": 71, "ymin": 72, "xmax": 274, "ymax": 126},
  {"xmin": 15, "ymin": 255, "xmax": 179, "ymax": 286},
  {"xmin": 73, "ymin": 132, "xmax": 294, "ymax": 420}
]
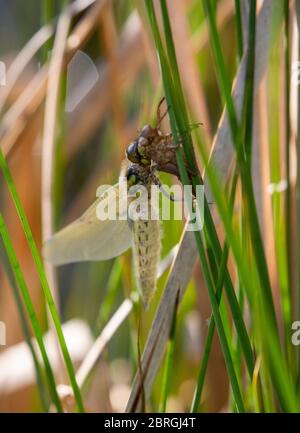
[{"xmin": 133, "ymin": 218, "xmax": 160, "ymax": 307}]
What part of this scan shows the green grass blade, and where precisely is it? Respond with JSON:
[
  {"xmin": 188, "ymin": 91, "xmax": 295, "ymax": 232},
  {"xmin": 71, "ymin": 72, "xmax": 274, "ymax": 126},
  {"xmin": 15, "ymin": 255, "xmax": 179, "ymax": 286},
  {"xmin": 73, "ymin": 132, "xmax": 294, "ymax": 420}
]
[
  {"xmin": 191, "ymin": 173, "xmax": 239, "ymax": 412},
  {"xmin": 159, "ymin": 0, "xmax": 254, "ymax": 378},
  {"xmin": 159, "ymin": 0, "xmax": 198, "ymax": 173},
  {"xmin": 194, "ymin": 119, "xmax": 298, "ymax": 412},
  {"xmin": 41, "ymin": 0, "xmax": 55, "ymax": 63},
  {"xmin": 161, "ymin": 0, "xmax": 255, "ymax": 374},
  {"xmin": 191, "ymin": 242, "xmax": 229, "ymax": 413},
  {"xmin": 202, "ymin": 0, "xmax": 240, "ymax": 150},
  {"xmin": 242, "ymin": 0, "xmax": 256, "ymax": 163},
  {"xmin": 234, "ymin": 0, "xmax": 243, "ymax": 60},
  {"xmin": 203, "ymin": 0, "xmax": 279, "ymax": 342},
  {"xmin": 0, "ymin": 214, "xmax": 62, "ymax": 412},
  {"xmin": 94, "ymin": 259, "xmax": 122, "ymax": 335},
  {"xmin": 0, "ymin": 238, "xmax": 49, "ymax": 411},
  {"xmin": 296, "ymin": 0, "xmax": 300, "ymax": 390},
  {"xmin": 0, "ymin": 148, "xmax": 84, "ymax": 412},
  {"xmin": 284, "ymin": 0, "xmax": 291, "ymax": 302},
  {"xmin": 145, "ymin": 0, "xmax": 245, "ymax": 411}
]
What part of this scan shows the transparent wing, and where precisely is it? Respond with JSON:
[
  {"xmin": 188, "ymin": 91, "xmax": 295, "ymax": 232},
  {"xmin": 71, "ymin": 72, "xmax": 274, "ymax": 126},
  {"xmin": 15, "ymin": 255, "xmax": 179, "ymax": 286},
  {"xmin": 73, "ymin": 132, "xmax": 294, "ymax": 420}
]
[{"xmin": 43, "ymin": 184, "xmax": 132, "ymax": 266}]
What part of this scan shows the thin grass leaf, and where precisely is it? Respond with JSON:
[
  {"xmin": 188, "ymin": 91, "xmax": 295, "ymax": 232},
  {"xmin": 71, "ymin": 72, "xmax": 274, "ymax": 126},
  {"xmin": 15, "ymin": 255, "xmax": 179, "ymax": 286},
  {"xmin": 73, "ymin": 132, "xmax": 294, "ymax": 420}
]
[
  {"xmin": 76, "ymin": 298, "xmax": 133, "ymax": 389},
  {"xmin": 207, "ymin": 1, "xmax": 280, "ymax": 203},
  {"xmin": 160, "ymin": 0, "xmax": 254, "ymax": 380},
  {"xmin": 0, "ymin": 238, "xmax": 49, "ymax": 411},
  {"xmin": 242, "ymin": 3, "xmax": 296, "ymax": 410},
  {"xmin": 41, "ymin": 0, "xmax": 55, "ymax": 63},
  {"xmin": 145, "ymin": 0, "xmax": 245, "ymax": 412},
  {"xmin": 284, "ymin": 0, "xmax": 292, "ymax": 303},
  {"xmin": 0, "ymin": 214, "xmax": 62, "ymax": 412},
  {"xmin": 191, "ymin": 242, "xmax": 229, "ymax": 412},
  {"xmin": 234, "ymin": 0, "xmax": 243, "ymax": 60},
  {"xmin": 160, "ymin": 0, "xmax": 253, "ymax": 376},
  {"xmin": 203, "ymin": 0, "xmax": 240, "ymax": 151},
  {"xmin": 200, "ymin": 0, "xmax": 299, "ymax": 409},
  {"xmin": 160, "ymin": 0, "xmax": 252, "ymax": 400},
  {"xmin": 203, "ymin": 0, "xmax": 279, "ymax": 339},
  {"xmin": 280, "ymin": 0, "xmax": 293, "ymax": 366},
  {"xmin": 296, "ymin": 0, "xmax": 300, "ymax": 391},
  {"xmin": 0, "ymin": 148, "xmax": 84, "ymax": 412},
  {"xmin": 196, "ymin": 85, "xmax": 299, "ymax": 411},
  {"xmin": 191, "ymin": 172, "xmax": 238, "ymax": 413}
]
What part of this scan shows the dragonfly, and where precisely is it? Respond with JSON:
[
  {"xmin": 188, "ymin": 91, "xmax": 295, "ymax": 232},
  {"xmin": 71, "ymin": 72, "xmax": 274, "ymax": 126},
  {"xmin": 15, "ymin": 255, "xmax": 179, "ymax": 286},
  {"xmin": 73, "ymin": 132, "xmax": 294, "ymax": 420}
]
[
  {"xmin": 43, "ymin": 162, "xmax": 162, "ymax": 307},
  {"xmin": 43, "ymin": 98, "xmax": 199, "ymax": 306}
]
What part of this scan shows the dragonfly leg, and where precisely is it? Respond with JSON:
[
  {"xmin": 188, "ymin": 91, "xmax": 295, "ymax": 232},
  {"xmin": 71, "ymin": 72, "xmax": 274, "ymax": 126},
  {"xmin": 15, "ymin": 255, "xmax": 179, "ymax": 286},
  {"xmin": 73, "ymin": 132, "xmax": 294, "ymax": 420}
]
[
  {"xmin": 156, "ymin": 97, "xmax": 170, "ymax": 129},
  {"xmin": 149, "ymin": 167, "xmax": 183, "ymax": 202}
]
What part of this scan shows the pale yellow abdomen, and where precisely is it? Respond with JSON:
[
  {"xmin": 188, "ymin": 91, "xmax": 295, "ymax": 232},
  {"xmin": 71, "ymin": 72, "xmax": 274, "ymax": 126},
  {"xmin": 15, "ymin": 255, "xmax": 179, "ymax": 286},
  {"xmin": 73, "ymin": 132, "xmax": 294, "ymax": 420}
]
[{"xmin": 132, "ymin": 219, "xmax": 161, "ymax": 307}]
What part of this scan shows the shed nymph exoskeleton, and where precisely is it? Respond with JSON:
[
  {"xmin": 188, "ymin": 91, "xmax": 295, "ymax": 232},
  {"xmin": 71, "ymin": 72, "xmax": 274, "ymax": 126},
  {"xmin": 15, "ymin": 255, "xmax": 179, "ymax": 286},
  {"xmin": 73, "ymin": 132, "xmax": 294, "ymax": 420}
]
[{"xmin": 126, "ymin": 97, "xmax": 200, "ymax": 181}]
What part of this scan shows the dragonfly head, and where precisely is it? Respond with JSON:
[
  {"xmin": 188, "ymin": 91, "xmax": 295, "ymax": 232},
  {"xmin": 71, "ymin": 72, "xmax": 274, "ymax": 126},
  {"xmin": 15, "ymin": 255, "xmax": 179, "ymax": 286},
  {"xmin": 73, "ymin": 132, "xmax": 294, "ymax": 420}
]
[{"xmin": 126, "ymin": 136, "xmax": 151, "ymax": 167}]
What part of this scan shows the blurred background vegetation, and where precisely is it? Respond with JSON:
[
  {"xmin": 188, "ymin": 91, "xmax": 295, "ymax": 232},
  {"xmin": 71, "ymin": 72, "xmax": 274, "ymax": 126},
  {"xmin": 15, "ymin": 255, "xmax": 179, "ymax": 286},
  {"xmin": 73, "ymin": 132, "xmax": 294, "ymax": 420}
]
[{"xmin": 0, "ymin": 0, "xmax": 299, "ymax": 413}]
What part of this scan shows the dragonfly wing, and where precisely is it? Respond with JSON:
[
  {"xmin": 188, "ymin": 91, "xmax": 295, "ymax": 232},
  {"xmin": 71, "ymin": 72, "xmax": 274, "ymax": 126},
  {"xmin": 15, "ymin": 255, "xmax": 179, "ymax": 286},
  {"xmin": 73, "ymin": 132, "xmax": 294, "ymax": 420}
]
[{"xmin": 43, "ymin": 184, "xmax": 132, "ymax": 265}]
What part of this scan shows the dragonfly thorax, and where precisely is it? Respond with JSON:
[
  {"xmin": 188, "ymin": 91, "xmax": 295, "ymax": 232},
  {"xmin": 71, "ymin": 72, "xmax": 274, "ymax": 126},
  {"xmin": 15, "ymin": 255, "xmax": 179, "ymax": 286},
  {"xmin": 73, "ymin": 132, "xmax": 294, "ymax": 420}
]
[{"xmin": 126, "ymin": 163, "xmax": 152, "ymax": 188}]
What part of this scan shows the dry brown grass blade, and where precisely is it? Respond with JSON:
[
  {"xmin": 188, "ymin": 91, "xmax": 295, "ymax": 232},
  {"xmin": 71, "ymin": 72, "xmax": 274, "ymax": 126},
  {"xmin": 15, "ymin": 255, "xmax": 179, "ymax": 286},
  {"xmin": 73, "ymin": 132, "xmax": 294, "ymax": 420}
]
[
  {"xmin": 126, "ymin": 227, "xmax": 197, "ymax": 412},
  {"xmin": 0, "ymin": 24, "xmax": 53, "ymax": 114},
  {"xmin": 76, "ymin": 299, "xmax": 133, "ymax": 388},
  {"xmin": 41, "ymin": 10, "xmax": 72, "ymax": 383},
  {"xmin": 1, "ymin": 65, "xmax": 48, "ymax": 156},
  {"xmin": 42, "ymin": 10, "xmax": 71, "ymax": 290},
  {"xmin": 257, "ymin": 76, "xmax": 278, "ymax": 292}
]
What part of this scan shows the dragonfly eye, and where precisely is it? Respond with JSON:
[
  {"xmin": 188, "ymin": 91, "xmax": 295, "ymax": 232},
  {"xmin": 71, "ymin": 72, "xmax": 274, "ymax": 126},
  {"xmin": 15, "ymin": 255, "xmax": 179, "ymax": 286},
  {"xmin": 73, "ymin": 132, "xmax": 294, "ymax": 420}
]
[{"xmin": 126, "ymin": 141, "xmax": 140, "ymax": 164}]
